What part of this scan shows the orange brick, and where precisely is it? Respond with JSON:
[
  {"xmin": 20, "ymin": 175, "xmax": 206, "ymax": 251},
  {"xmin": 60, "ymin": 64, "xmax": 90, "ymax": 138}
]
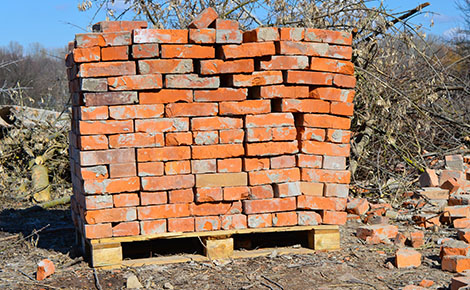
[
  {"xmin": 301, "ymin": 168, "xmax": 350, "ymax": 184},
  {"xmin": 278, "ymin": 99, "xmax": 330, "ymax": 113},
  {"xmin": 272, "ymin": 127, "xmax": 297, "ymax": 141},
  {"xmin": 140, "ymin": 191, "xmax": 167, "ymax": 205},
  {"xmin": 297, "ymin": 211, "xmax": 322, "ymax": 225},
  {"xmin": 395, "ymin": 248, "xmax": 422, "ymax": 268},
  {"xmin": 273, "ymin": 211, "xmax": 297, "ymax": 226},
  {"xmin": 304, "ymin": 29, "xmax": 352, "ymax": 45},
  {"xmin": 220, "ymin": 100, "xmax": 270, "ymax": 115},
  {"xmin": 300, "ymin": 182, "xmax": 324, "ymax": 196},
  {"xmin": 243, "ymin": 158, "xmax": 270, "ymax": 171},
  {"xmin": 80, "ymin": 148, "xmax": 135, "ymax": 166},
  {"xmin": 245, "ymin": 113, "xmax": 294, "ymax": 128},
  {"xmin": 83, "ymin": 91, "xmax": 138, "ymax": 106},
  {"xmin": 273, "ymin": 182, "xmax": 301, "ymax": 197},
  {"xmin": 109, "ymin": 104, "xmax": 164, "ymax": 119},
  {"xmin": 108, "ymin": 74, "xmax": 162, "ymax": 90},
  {"xmin": 132, "ymin": 43, "xmax": 159, "ymax": 58},
  {"xmin": 78, "ymin": 106, "xmax": 108, "ymax": 120},
  {"xmin": 189, "ymin": 28, "xmax": 216, "ymax": 44},
  {"xmin": 195, "ymin": 216, "xmax": 221, "ymax": 231},
  {"xmin": 250, "ymin": 185, "xmax": 274, "ymax": 199},
  {"xmin": 221, "ymin": 42, "xmax": 276, "ymax": 59},
  {"xmin": 328, "ymin": 45, "xmax": 353, "ymax": 60},
  {"xmin": 259, "ymin": 55, "xmax": 308, "ymax": 70},
  {"xmin": 192, "ymin": 144, "xmax": 244, "ymax": 159},
  {"xmin": 79, "ymin": 135, "xmax": 108, "ymax": 150},
  {"xmin": 189, "ymin": 7, "xmax": 218, "ymax": 29},
  {"xmin": 219, "ymin": 129, "xmax": 244, "ymax": 144},
  {"xmin": 161, "ymin": 44, "xmax": 215, "ymax": 58},
  {"xmin": 277, "ymin": 41, "xmax": 328, "ymax": 56},
  {"xmin": 138, "ymin": 203, "xmax": 190, "ymax": 220},
  {"xmin": 165, "ymin": 102, "xmax": 217, "ymax": 117},
  {"xmin": 298, "ymin": 114, "xmax": 351, "ymax": 129},
  {"xmin": 79, "ymin": 61, "xmax": 135, "ymax": 77},
  {"xmin": 141, "ymin": 174, "xmax": 194, "ymax": 191},
  {"xmin": 356, "ymin": 224, "xmax": 399, "ymax": 244},
  {"xmin": 286, "ymin": 71, "xmax": 333, "ymax": 85},
  {"xmin": 442, "ymin": 255, "xmax": 470, "ymax": 273},
  {"xmin": 196, "ymin": 172, "xmax": 247, "ymax": 187},
  {"xmin": 258, "ymin": 85, "xmax": 309, "ymax": 99},
  {"xmin": 454, "ymin": 218, "xmax": 470, "ymax": 229},
  {"xmin": 248, "ymin": 168, "xmax": 300, "ymax": 185},
  {"xmin": 191, "ymin": 159, "xmax": 217, "ymax": 173},
  {"xmin": 271, "ymin": 155, "xmax": 296, "ymax": 169},
  {"xmin": 212, "ymin": 19, "xmax": 239, "ymax": 30},
  {"xmin": 300, "ymin": 141, "xmax": 350, "ymax": 156},
  {"xmin": 168, "ymin": 217, "xmax": 195, "ymax": 232},
  {"xmin": 192, "ymin": 116, "xmax": 243, "ymax": 131},
  {"xmin": 165, "ymin": 74, "xmax": 219, "ymax": 89},
  {"xmin": 243, "ymin": 27, "xmax": 279, "ymax": 42},
  {"xmin": 79, "ymin": 120, "xmax": 133, "ymax": 135},
  {"xmin": 93, "ymin": 21, "xmax": 147, "ymax": 32},
  {"xmin": 109, "ymin": 163, "xmax": 136, "ymax": 178},
  {"xmin": 221, "ymin": 214, "xmax": 247, "ymax": 230},
  {"xmin": 230, "ymin": 71, "xmax": 283, "ymax": 87},
  {"xmin": 297, "ymin": 154, "xmax": 323, "ymax": 168},
  {"xmin": 330, "ymin": 102, "xmax": 354, "ymax": 116},
  {"xmin": 191, "ymin": 202, "xmax": 235, "ymax": 216},
  {"xmin": 347, "ymin": 198, "xmax": 369, "ymax": 215},
  {"xmin": 79, "ymin": 166, "xmax": 108, "ymax": 180},
  {"xmin": 137, "ymin": 146, "xmax": 190, "ymax": 162},
  {"xmin": 112, "ymin": 221, "xmax": 139, "ymax": 237},
  {"xmin": 168, "ymin": 189, "xmax": 194, "ymax": 203},
  {"xmin": 297, "ymin": 196, "xmax": 346, "ymax": 211},
  {"xmin": 216, "ymin": 29, "xmax": 243, "ymax": 44},
  {"xmin": 85, "ymin": 207, "xmax": 136, "ymax": 224},
  {"xmin": 248, "ymin": 213, "xmax": 272, "ymax": 228},
  {"xmin": 75, "ymin": 31, "xmax": 131, "ymax": 48},
  {"xmin": 85, "ymin": 195, "xmax": 113, "ymax": 210},
  {"xmin": 410, "ymin": 231, "xmax": 425, "ymax": 248},
  {"xmin": 279, "ymin": 28, "xmax": 305, "ymax": 41},
  {"xmin": 218, "ymin": 158, "xmax": 242, "ymax": 173},
  {"xmin": 84, "ymin": 223, "xmax": 112, "ymax": 239},
  {"xmin": 84, "ymin": 177, "xmax": 140, "ymax": 194},
  {"xmin": 140, "ymin": 90, "xmax": 193, "ymax": 104},
  {"xmin": 138, "ymin": 162, "xmax": 164, "ymax": 176},
  {"xmin": 138, "ymin": 59, "xmax": 193, "ymax": 74},
  {"xmin": 133, "ymin": 29, "xmax": 188, "ymax": 44},
  {"xmin": 223, "ymin": 186, "xmax": 250, "ymax": 201},
  {"xmin": 194, "ymin": 88, "xmax": 246, "ymax": 102},
  {"xmin": 196, "ymin": 187, "xmax": 223, "ymax": 202},
  {"xmin": 334, "ymin": 74, "xmax": 356, "ymax": 88},
  {"xmin": 321, "ymin": 210, "xmax": 347, "ymax": 225},
  {"xmin": 73, "ymin": 46, "xmax": 100, "ymax": 62},
  {"xmin": 200, "ymin": 59, "xmax": 254, "ymax": 75},
  {"xmin": 326, "ymin": 129, "xmax": 351, "ymax": 143},
  {"xmin": 140, "ymin": 220, "xmax": 167, "ymax": 235},
  {"xmin": 310, "ymin": 87, "xmax": 355, "ymax": 102},
  {"xmin": 165, "ymin": 160, "xmax": 191, "ymax": 175},
  {"xmin": 101, "ymin": 46, "xmax": 128, "ymax": 61},
  {"xmin": 440, "ymin": 240, "xmax": 470, "ymax": 258},
  {"xmin": 246, "ymin": 140, "xmax": 299, "ymax": 156},
  {"xmin": 193, "ymin": 131, "xmax": 218, "ymax": 145},
  {"xmin": 165, "ymin": 132, "xmax": 192, "ymax": 146},
  {"xmin": 310, "ymin": 57, "xmax": 353, "ymax": 74},
  {"xmin": 247, "ymin": 127, "xmax": 272, "ymax": 142}
]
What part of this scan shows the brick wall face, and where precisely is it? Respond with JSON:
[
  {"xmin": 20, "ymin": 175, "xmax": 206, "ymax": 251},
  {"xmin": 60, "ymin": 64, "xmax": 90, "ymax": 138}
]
[{"xmin": 66, "ymin": 12, "xmax": 355, "ymax": 239}]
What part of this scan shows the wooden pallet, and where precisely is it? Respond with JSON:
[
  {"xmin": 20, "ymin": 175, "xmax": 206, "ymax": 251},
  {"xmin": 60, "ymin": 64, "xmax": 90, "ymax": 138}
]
[{"xmin": 79, "ymin": 225, "xmax": 340, "ymax": 269}]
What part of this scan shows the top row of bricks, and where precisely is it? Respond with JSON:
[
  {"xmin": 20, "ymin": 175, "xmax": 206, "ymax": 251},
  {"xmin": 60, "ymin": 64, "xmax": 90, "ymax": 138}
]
[{"xmin": 82, "ymin": 8, "xmax": 352, "ymax": 47}]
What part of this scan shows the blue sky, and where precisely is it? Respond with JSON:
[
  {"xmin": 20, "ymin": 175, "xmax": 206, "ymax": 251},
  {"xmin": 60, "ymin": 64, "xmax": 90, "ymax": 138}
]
[{"xmin": 0, "ymin": 0, "xmax": 465, "ymax": 51}]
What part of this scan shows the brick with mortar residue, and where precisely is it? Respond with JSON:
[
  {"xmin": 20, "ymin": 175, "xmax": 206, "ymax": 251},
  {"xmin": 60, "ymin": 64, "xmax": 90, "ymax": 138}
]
[
  {"xmin": 221, "ymin": 42, "xmax": 276, "ymax": 59},
  {"xmin": 310, "ymin": 57, "xmax": 354, "ymax": 74},
  {"xmin": 297, "ymin": 114, "xmax": 351, "ymax": 129},
  {"xmin": 109, "ymin": 162, "xmax": 136, "ymax": 178},
  {"xmin": 247, "ymin": 127, "xmax": 272, "ymax": 142},
  {"xmin": 333, "ymin": 74, "xmax": 356, "ymax": 88},
  {"xmin": 138, "ymin": 162, "xmax": 164, "ymax": 176},
  {"xmin": 219, "ymin": 100, "xmax": 271, "ymax": 115},
  {"xmin": 191, "ymin": 159, "xmax": 217, "ymax": 173},
  {"xmin": 132, "ymin": 43, "xmax": 159, "ymax": 58},
  {"xmin": 79, "ymin": 61, "xmax": 135, "ymax": 77},
  {"xmin": 218, "ymin": 158, "xmax": 242, "ymax": 173},
  {"xmin": 220, "ymin": 129, "xmax": 244, "ymax": 144},
  {"xmin": 327, "ymin": 129, "xmax": 351, "ymax": 143},
  {"xmin": 196, "ymin": 172, "xmax": 247, "ymax": 187},
  {"xmin": 259, "ymin": 56, "xmax": 309, "ymax": 70},
  {"xmin": 166, "ymin": 102, "xmax": 218, "ymax": 117},
  {"xmin": 84, "ymin": 177, "xmax": 140, "ymax": 194},
  {"xmin": 161, "ymin": 44, "xmax": 215, "ymax": 58},
  {"xmin": 133, "ymin": 29, "xmax": 188, "ymax": 44},
  {"xmin": 297, "ymin": 195, "xmax": 347, "ymax": 211},
  {"xmin": 135, "ymin": 118, "xmax": 189, "ymax": 133},
  {"xmin": 245, "ymin": 113, "xmax": 294, "ymax": 128},
  {"xmin": 169, "ymin": 189, "xmax": 194, "ymax": 203},
  {"xmin": 140, "ymin": 191, "xmax": 167, "ymax": 205},
  {"xmin": 310, "ymin": 87, "xmax": 355, "ymax": 102},
  {"xmin": 277, "ymin": 41, "xmax": 329, "ymax": 56},
  {"xmin": 216, "ymin": 29, "xmax": 243, "ymax": 44},
  {"xmin": 273, "ymin": 211, "xmax": 297, "ymax": 226},
  {"xmin": 75, "ymin": 31, "xmax": 131, "ymax": 47},
  {"xmin": 279, "ymin": 28, "xmax": 305, "ymax": 41},
  {"xmin": 321, "ymin": 210, "xmax": 347, "ymax": 225},
  {"xmin": 297, "ymin": 211, "xmax": 322, "ymax": 225},
  {"xmin": 279, "ymin": 99, "xmax": 330, "ymax": 113},
  {"xmin": 79, "ymin": 135, "xmax": 108, "ymax": 150},
  {"xmin": 273, "ymin": 182, "xmax": 301, "ymax": 197},
  {"xmin": 200, "ymin": 59, "xmax": 254, "ymax": 75},
  {"xmin": 250, "ymin": 185, "xmax": 274, "ymax": 199},
  {"xmin": 189, "ymin": 7, "xmax": 218, "ymax": 29},
  {"xmin": 138, "ymin": 59, "xmax": 193, "ymax": 74},
  {"xmin": 271, "ymin": 155, "xmax": 296, "ymax": 169},
  {"xmin": 140, "ymin": 220, "xmax": 167, "ymax": 235},
  {"xmin": 109, "ymin": 104, "xmax": 164, "ymax": 119},
  {"xmin": 243, "ymin": 27, "xmax": 280, "ymax": 42},
  {"xmin": 165, "ymin": 160, "xmax": 191, "ymax": 175},
  {"xmin": 323, "ymin": 156, "xmax": 347, "ymax": 170},
  {"xmin": 272, "ymin": 126, "xmax": 300, "ymax": 141},
  {"xmin": 193, "ymin": 131, "xmax": 218, "ymax": 145},
  {"xmin": 83, "ymin": 91, "xmax": 138, "ymax": 106},
  {"xmin": 79, "ymin": 165, "xmax": 108, "ymax": 180},
  {"xmin": 257, "ymin": 85, "xmax": 310, "ymax": 99},
  {"xmin": 297, "ymin": 154, "xmax": 323, "ymax": 168},
  {"xmin": 298, "ymin": 128, "xmax": 326, "ymax": 141},
  {"xmin": 137, "ymin": 146, "xmax": 190, "ymax": 162},
  {"xmin": 248, "ymin": 168, "xmax": 300, "ymax": 185},
  {"xmin": 195, "ymin": 216, "xmax": 221, "ymax": 231},
  {"xmin": 113, "ymin": 193, "xmax": 139, "ymax": 207},
  {"xmin": 165, "ymin": 74, "xmax": 219, "ymax": 89},
  {"xmin": 138, "ymin": 203, "xmax": 190, "ymax": 220},
  {"xmin": 224, "ymin": 186, "xmax": 250, "ymax": 201},
  {"xmin": 165, "ymin": 132, "xmax": 192, "ymax": 146},
  {"xmin": 80, "ymin": 148, "xmax": 135, "ymax": 166},
  {"xmin": 286, "ymin": 71, "xmax": 333, "ymax": 85},
  {"xmin": 78, "ymin": 106, "xmax": 108, "ymax": 120},
  {"xmin": 248, "ymin": 213, "xmax": 272, "ymax": 228},
  {"xmin": 230, "ymin": 71, "xmax": 283, "ymax": 87},
  {"xmin": 189, "ymin": 29, "xmax": 216, "ymax": 44},
  {"xmin": 190, "ymin": 202, "xmax": 235, "ymax": 216},
  {"xmin": 108, "ymin": 74, "xmax": 163, "ymax": 90},
  {"xmin": 304, "ymin": 29, "xmax": 352, "ymax": 45},
  {"xmin": 300, "ymin": 182, "xmax": 324, "ymax": 196},
  {"xmin": 101, "ymin": 46, "xmax": 128, "ymax": 61},
  {"xmin": 244, "ymin": 158, "xmax": 270, "ymax": 172},
  {"xmin": 192, "ymin": 116, "xmax": 243, "ymax": 131},
  {"xmin": 85, "ymin": 195, "xmax": 113, "ymax": 210},
  {"xmin": 85, "ymin": 207, "xmax": 136, "ymax": 224},
  {"xmin": 168, "ymin": 217, "xmax": 195, "ymax": 232},
  {"xmin": 194, "ymin": 88, "xmax": 247, "ymax": 102},
  {"xmin": 300, "ymin": 141, "xmax": 350, "ymax": 156},
  {"xmin": 141, "ymin": 174, "xmax": 195, "ymax": 191},
  {"xmin": 84, "ymin": 223, "xmax": 112, "ymax": 239},
  {"xmin": 328, "ymin": 45, "xmax": 353, "ymax": 60},
  {"xmin": 301, "ymin": 168, "xmax": 351, "ymax": 184},
  {"xmin": 221, "ymin": 214, "xmax": 247, "ymax": 230},
  {"xmin": 196, "ymin": 187, "xmax": 223, "ymax": 202},
  {"xmin": 330, "ymin": 102, "xmax": 354, "ymax": 116},
  {"xmin": 192, "ymin": 144, "xmax": 244, "ymax": 159},
  {"xmin": 73, "ymin": 47, "xmax": 100, "ymax": 62},
  {"xmin": 246, "ymin": 141, "xmax": 298, "ymax": 157},
  {"xmin": 80, "ymin": 79, "xmax": 108, "ymax": 92}
]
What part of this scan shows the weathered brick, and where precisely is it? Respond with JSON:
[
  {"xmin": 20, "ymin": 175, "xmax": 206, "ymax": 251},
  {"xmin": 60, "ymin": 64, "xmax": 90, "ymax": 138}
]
[
  {"xmin": 140, "ymin": 191, "xmax": 167, "ymax": 205},
  {"xmin": 196, "ymin": 187, "xmax": 223, "ymax": 202},
  {"xmin": 250, "ymin": 185, "xmax": 274, "ymax": 199},
  {"xmin": 137, "ymin": 146, "xmax": 191, "ymax": 162},
  {"xmin": 101, "ymin": 46, "xmax": 128, "ymax": 61},
  {"xmin": 165, "ymin": 160, "xmax": 191, "ymax": 175},
  {"xmin": 132, "ymin": 43, "xmax": 159, "ymax": 58},
  {"xmin": 310, "ymin": 57, "xmax": 354, "ymax": 74},
  {"xmin": 166, "ymin": 102, "xmax": 218, "ymax": 117},
  {"xmin": 133, "ymin": 29, "xmax": 188, "ymax": 44},
  {"xmin": 85, "ymin": 207, "xmax": 136, "ymax": 224},
  {"xmin": 80, "ymin": 148, "xmax": 135, "ymax": 166},
  {"xmin": 321, "ymin": 210, "xmax": 347, "ymax": 225},
  {"xmin": 278, "ymin": 99, "xmax": 330, "ymax": 113},
  {"xmin": 79, "ymin": 165, "xmax": 108, "ymax": 180},
  {"xmin": 79, "ymin": 135, "xmax": 108, "ymax": 150},
  {"xmin": 223, "ymin": 186, "xmax": 250, "ymax": 201},
  {"xmin": 248, "ymin": 168, "xmax": 300, "ymax": 185},
  {"xmin": 248, "ymin": 213, "xmax": 272, "ymax": 228},
  {"xmin": 279, "ymin": 28, "xmax": 305, "ymax": 41},
  {"xmin": 73, "ymin": 47, "xmax": 100, "ymax": 63},
  {"xmin": 219, "ymin": 100, "xmax": 270, "ymax": 115},
  {"xmin": 273, "ymin": 182, "xmax": 301, "ymax": 197},
  {"xmin": 138, "ymin": 59, "xmax": 193, "ymax": 74},
  {"xmin": 108, "ymin": 74, "xmax": 162, "ymax": 90},
  {"xmin": 113, "ymin": 193, "xmax": 139, "ymax": 207},
  {"xmin": 140, "ymin": 90, "xmax": 193, "ymax": 104},
  {"xmin": 138, "ymin": 204, "xmax": 191, "ymax": 220},
  {"xmin": 216, "ymin": 29, "xmax": 243, "ymax": 44},
  {"xmin": 85, "ymin": 195, "xmax": 113, "ymax": 210},
  {"xmin": 92, "ymin": 21, "xmax": 148, "ymax": 33},
  {"xmin": 194, "ymin": 88, "xmax": 247, "ymax": 102},
  {"xmin": 84, "ymin": 223, "xmax": 112, "ymax": 239},
  {"xmin": 245, "ymin": 113, "xmax": 294, "ymax": 128},
  {"xmin": 298, "ymin": 211, "xmax": 322, "ymax": 225},
  {"xmin": 200, "ymin": 59, "xmax": 254, "ymax": 75},
  {"xmin": 83, "ymin": 91, "xmax": 138, "ymax": 106},
  {"xmin": 333, "ymin": 74, "xmax": 356, "ymax": 88},
  {"xmin": 141, "ymin": 174, "xmax": 195, "ymax": 191},
  {"xmin": 330, "ymin": 102, "xmax": 354, "ymax": 116},
  {"xmin": 75, "ymin": 32, "xmax": 131, "ymax": 48},
  {"xmin": 196, "ymin": 172, "xmax": 247, "ymax": 187},
  {"xmin": 273, "ymin": 212, "xmax": 297, "ymax": 226},
  {"xmin": 84, "ymin": 177, "xmax": 140, "ymax": 194},
  {"xmin": 191, "ymin": 159, "xmax": 217, "ymax": 173},
  {"xmin": 189, "ymin": 7, "xmax": 218, "ymax": 29},
  {"xmin": 297, "ymin": 114, "xmax": 351, "ymax": 129},
  {"xmin": 257, "ymin": 85, "xmax": 309, "ymax": 99},
  {"xmin": 260, "ymin": 56, "xmax": 308, "ymax": 70},
  {"xmin": 301, "ymin": 168, "xmax": 351, "ymax": 184},
  {"xmin": 326, "ymin": 129, "xmax": 351, "ymax": 143},
  {"xmin": 195, "ymin": 216, "xmax": 221, "ymax": 231},
  {"xmin": 221, "ymin": 214, "xmax": 247, "ymax": 230},
  {"xmin": 112, "ymin": 221, "xmax": 140, "ymax": 237},
  {"xmin": 300, "ymin": 141, "xmax": 350, "ymax": 156},
  {"xmin": 109, "ymin": 104, "xmax": 164, "ymax": 119},
  {"xmin": 165, "ymin": 74, "xmax": 219, "ymax": 89},
  {"xmin": 192, "ymin": 117, "xmax": 243, "ymax": 130},
  {"xmin": 161, "ymin": 44, "xmax": 215, "ymax": 59},
  {"xmin": 138, "ymin": 162, "xmax": 164, "ymax": 176},
  {"xmin": 221, "ymin": 42, "xmax": 276, "ymax": 59},
  {"xmin": 323, "ymin": 156, "xmax": 346, "ymax": 170},
  {"xmin": 297, "ymin": 196, "xmax": 346, "ymax": 211},
  {"xmin": 135, "ymin": 118, "xmax": 189, "ymax": 133},
  {"xmin": 310, "ymin": 87, "xmax": 355, "ymax": 102},
  {"xmin": 140, "ymin": 220, "xmax": 167, "ymax": 235},
  {"xmin": 243, "ymin": 27, "xmax": 280, "ymax": 42},
  {"xmin": 304, "ymin": 29, "xmax": 352, "ymax": 45},
  {"xmin": 189, "ymin": 29, "xmax": 216, "ymax": 44},
  {"xmin": 286, "ymin": 71, "xmax": 333, "ymax": 85},
  {"xmin": 109, "ymin": 163, "xmax": 137, "ymax": 178},
  {"xmin": 79, "ymin": 120, "xmax": 133, "ymax": 135},
  {"xmin": 230, "ymin": 71, "xmax": 283, "ymax": 87},
  {"xmin": 80, "ymin": 78, "xmax": 108, "ymax": 92},
  {"xmin": 79, "ymin": 61, "xmax": 136, "ymax": 77},
  {"xmin": 191, "ymin": 202, "xmax": 236, "ymax": 216},
  {"xmin": 168, "ymin": 189, "xmax": 194, "ymax": 203},
  {"xmin": 192, "ymin": 144, "xmax": 244, "ymax": 159},
  {"xmin": 277, "ymin": 41, "xmax": 328, "ymax": 56},
  {"xmin": 243, "ymin": 158, "xmax": 270, "ymax": 172},
  {"xmin": 193, "ymin": 131, "xmax": 218, "ymax": 145},
  {"xmin": 246, "ymin": 141, "xmax": 298, "ymax": 156},
  {"xmin": 165, "ymin": 132, "xmax": 193, "ymax": 146},
  {"xmin": 271, "ymin": 155, "xmax": 296, "ymax": 169},
  {"xmin": 300, "ymin": 182, "xmax": 324, "ymax": 196}
]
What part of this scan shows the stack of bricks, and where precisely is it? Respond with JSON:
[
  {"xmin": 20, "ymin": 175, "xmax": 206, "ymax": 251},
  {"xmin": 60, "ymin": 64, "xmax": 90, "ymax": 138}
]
[{"xmin": 66, "ymin": 8, "xmax": 356, "ymax": 239}]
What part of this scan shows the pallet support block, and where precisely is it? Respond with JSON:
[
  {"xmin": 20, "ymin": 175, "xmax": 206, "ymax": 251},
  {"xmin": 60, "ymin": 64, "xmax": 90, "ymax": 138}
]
[
  {"xmin": 203, "ymin": 237, "xmax": 234, "ymax": 260},
  {"xmin": 91, "ymin": 242, "xmax": 123, "ymax": 267},
  {"xmin": 308, "ymin": 228, "xmax": 340, "ymax": 250}
]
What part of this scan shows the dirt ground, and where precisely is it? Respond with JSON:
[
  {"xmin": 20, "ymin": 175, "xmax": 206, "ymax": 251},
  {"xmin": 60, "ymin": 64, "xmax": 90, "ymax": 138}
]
[{"xmin": 0, "ymin": 197, "xmax": 455, "ymax": 290}]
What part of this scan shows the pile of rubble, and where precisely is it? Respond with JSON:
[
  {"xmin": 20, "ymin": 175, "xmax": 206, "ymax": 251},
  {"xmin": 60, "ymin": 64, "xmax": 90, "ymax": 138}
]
[{"xmin": 347, "ymin": 153, "xmax": 470, "ymax": 289}]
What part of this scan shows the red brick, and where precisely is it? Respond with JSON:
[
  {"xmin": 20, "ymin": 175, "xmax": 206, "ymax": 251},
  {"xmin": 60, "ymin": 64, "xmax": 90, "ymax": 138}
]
[
  {"xmin": 168, "ymin": 217, "xmax": 195, "ymax": 232},
  {"xmin": 260, "ymin": 55, "xmax": 308, "ymax": 70},
  {"xmin": 300, "ymin": 182, "xmax": 324, "ymax": 196},
  {"xmin": 333, "ymin": 74, "xmax": 356, "ymax": 88},
  {"xmin": 221, "ymin": 214, "xmax": 247, "ymax": 230},
  {"xmin": 224, "ymin": 186, "xmax": 250, "ymax": 201},
  {"xmin": 196, "ymin": 187, "xmax": 223, "ymax": 202},
  {"xmin": 249, "ymin": 185, "xmax": 274, "ymax": 199},
  {"xmin": 243, "ymin": 27, "xmax": 280, "ymax": 42},
  {"xmin": 79, "ymin": 106, "xmax": 108, "ymax": 120},
  {"xmin": 300, "ymin": 141, "xmax": 350, "ymax": 156},
  {"xmin": 108, "ymin": 74, "xmax": 162, "ymax": 90},
  {"xmin": 193, "ymin": 131, "xmax": 219, "ymax": 145},
  {"xmin": 140, "ymin": 191, "xmax": 167, "ymax": 205},
  {"xmin": 141, "ymin": 174, "xmax": 195, "ymax": 191},
  {"xmin": 442, "ymin": 178, "xmax": 461, "ymax": 195},
  {"xmin": 93, "ymin": 21, "xmax": 147, "ymax": 32},
  {"xmin": 245, "ymin": 113, "xmax": 294, "ymax": 128},
  {"xmin": 248, "ymin": 168, "xmax": 300, "ymax": 185},
  {"xmin": 297, "ymin": 196, "xmax": 346, "ymax": 211},
  {"xmin": 194, "ymin": 88, "xmax": 246, "ymax": 102},
  {"xmin": 109, "ymin": 163, "xmax": 136, "ymax": 178},
  {"xmin": 165, "ymin": 160, "xmax": 191, "ymax": 175},
  {"xmin": 161, "ymin": 44, "xmax": 215, "ymax": 58},
  {"xmin": 258, "ymin": 85, "xmax": 309, "ymax": 99},
  {"xmin": 440, "ymin": 240, "xmax": 470, "ymax": 258},
  {"xmin": 73, "ymin": 47, "xmax": 100, "ymax": 62},
  {"xmin": 216, "ymin": 29, "xmax": 243, "ymax": 44},
  {"xmin": 165, "ymin": 132, "xmax": 192, "ymax": 146},
  {"xmin": 189, "ymin": 29, "xmax": 216, "ymax": 44},
  {"xmin": 189, "ymin": 7, "xmax": 218, "ymax": 28},
  {"xmin": 442, "ymin": 255, "xmax": 470, "ymax": 273},
  {"xmin": 326, "ymin": 129, "xmax": 351, "ymax": 143},
  {"xmin": 132, "ymin": 43, "xmax": 159, "ymax": 58},
  {"xmin": 220, "ymin": 100, "xmax": 270, "ymax": 115},
  {"xmin": 347, "ymin": 198, "xmax": 369, "ymax": 215},
  {"xmin": 79, "ymin": 135, "xmax": 108, "ymax": 150},
  {"xmin": 279, "ymin": 99, "xmax": 330, "ymax": 113},
  {"xmin": 200, "ymin": 59, "xmax": 254, "ymax": 75},
  {"xmin": 244, "ymin": 158, "xmax": 270, "ymax": 171},
  {"xmin": 248, "ymin": 213, "xmax": 272, "ymax": 228},
  {"xmin": 286, "ymin": 71, "xmax": 333, "ymax": 85},
  {"xmin": 168, "ymin": 189, "xmax": 194, "ymax": 203},
  {"xmin": 310, "ymin": 87, "xmax": 355, "ymax": 102},
  {"xmin": 166, "ymin": 102, "xmax": 218, "ymax": 117},
  {"xmin": 218, "ymin": 158, "xmax": 242, "ymax": 173},
  {"xmin": 80, "ymin": 166, "xmax": 109, "ymax": 180},
  {"xmin": 138, "ymin": 204, "xmax": 190, "ymax": 220},
  {"xmin": 195, "ymin": 216, "xmax": 221, "ymax": 231},
  {"xmin": 301, "ymin": 168, "xmax": 350, "ymax": 184},
  {"xmin": 221, "ymin": 42, "xmax": 276, "ymax": 59},
  {"xmin": 133, "ymin": 29, "xmax": 188, "ymax": 44},
  {"xmin": 101, "ymin": 46, "xmax": 128, "ymax": 61},
  {"xmin": 273, "ymin": 182, "xmax": 301, "ymax": 197},
  {"xmin": 277, "ymin": 41, "xmax": 328, "ymax": 56},
  {"xmin": 271, "ymin": 155, "xmax": 296, "ymax": 169},
  {"xmin": 321, "ymin": 210, "xmax": 347, "ymax": 225},
  {"xmin": 192, "ymin": 144, "xmax": 244, "ymax": 159},
  {"xmin": 79, "ymin": 120, "xmax": 133, "ymax": 135},
  {"xmin": 247, "ymin": 127, "xmax": 272, "ymax": 142},
  {"xmin": 109, "ymin": 104, "xmax": 164, "ymax": 119},
  {"xmin": 192, "ymin": 116, "xmax": 243, "ymax": 131},
  {"xmin": 297, "ymin": 154, "xmax": 323, "ymax": 168},
  {"xmin": 196, "ymin": 172, "xmax": 247, "ymax": 187},
  {"xmin": 272, "ymin": 127, "xmax": 297, "ymax": 141},
  {"xmin": 83, "ymin": 91, "xmax": 138, "ymax": 106},
  {"xmin": 297, "ymin": 211, "xmax": 322, "ymax": 225},
  {"xmin": 85, "ymin": 195, "xmax": 113, "ymax": 210},
  {"xmin": 330, "ymin": 102, "xmax": 354, "ymax": 116},
  {"xmin": 356, "ymin": 224, "xmax": 399, "ymax": 243},
  {"xmin": 138, "ymin": 162, "xmax": 164, "ymax": 176},
  {"xmin": 219, "ymin": 129, "xmax": 244, "ymax": 144},
  {"xmin": 298, "ymin": 114, "xmax": 351, "ymax": 129},
  {"xmin": 140, "ymin": 90, "xmax": 193, "ymax": 104},
  {"xmin": 328, "ymin": 45, "xmax": 353, "ymax": 60},
  {"xmin": 138, "ymin": 59, "xmax": 193, "ymax": 74},
  {"xmin": 246, "ymin": 141, "xmax": 298, "ymax": 156},
  {"xmin": 165, "ymin": 74, "xmax": 219, "ymax": 89},
  {"xmin": 410, "ymin": 231, "xmax": 425, "ymax": 248},
  {"xmin": 273, "ymin": 212, "xmax": 297, "ymax": 226},
  {"xmin": 80, "ymin": 148, "xmax": 135, "ymax": 166},
  {"xmin": 230, "ymin": 71, "xmax": 283, "ymax": 87},
  {"xmin": 212, "ymin": 19, "xmax": 239, "ymax": 30},
  {"xmin": 395, "ymin": 248, "xmax": 422, "ymax": 268},
  {"xmin": 140, "ymin": 219, "xmax": 167, "ymax": 235},
  {"xmin": 304, "ymin": 29, "xmax": 352, "ymax": 45},
  {"xmin": 190, "ymin": 202, "xmax": 235, "ymax": 216},
  {"xmin": 85, "ymin": 207, "xmax": 136, "ymax": 224},
  {"xmin": 75, "ymin": 32, "xmax": 131, "ymax": 47},
  {"xmin": 310, "ymin": 57, "xmax": 354, "ymax": 75},
  {"xmin": 279, "ymin": 28, "xmax": 305, "ymax": 41},
  {"xmin": 137, "ymin": 146, "xmax": 190, "ymax": 162},
  {"xmin": 191, "ymin": 159, "xmax": 217, "ymax": 173},
  {"xmin": 84, "ymin": 177, "xmax": 140, "ymax": 194},
  {"xmin": 84, "ymin": 223, "xmax": 112, "ymax": 239},
  {"xmin": 79, "ymin": 61, "xmax": 135, "ymax": 77},
  {"xmin": 112, "ymin": 221, "xmax": 139, "ymax": 237}
]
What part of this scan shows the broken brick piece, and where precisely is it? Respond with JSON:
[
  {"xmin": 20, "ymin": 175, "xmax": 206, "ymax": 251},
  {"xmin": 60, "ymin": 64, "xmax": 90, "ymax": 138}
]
[
  {"xmin": 440, "ymin": 239, "xmax": 470, "ymax": 259},
  {"xmin": 395, "ymin": 248, "xmax": 421, "ymax": 268},
  {"xmin": 356, "ymin": 224, "xmax": 398, "ymax": 244},
  {"xmin": 346, "ymin": 198, "xmax": 369, "ymax": 215},
  {"xmin": 189, "ymin": 7, "xmax": 219, "ymax": 29},
  {"xmin": 442, "ymin": 255, "xmax": 470, "ymax": 273},
  {"xmin": 36, "ymin": 259, "xmax": 55, "ymax": 281}
]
